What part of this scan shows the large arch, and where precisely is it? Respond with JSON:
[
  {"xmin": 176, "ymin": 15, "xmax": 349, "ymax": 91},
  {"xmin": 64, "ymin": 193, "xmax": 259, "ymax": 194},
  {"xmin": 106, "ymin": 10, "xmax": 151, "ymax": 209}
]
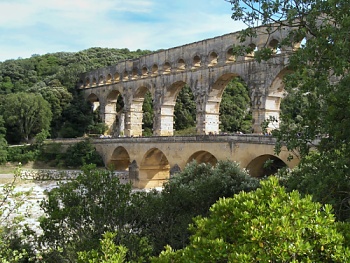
[
  {"xmin": 246, "ymin": 154, "xmax": 287, "ymax": 178},
  {"xmin": 187, "ymin": 151, "xmax": 218, "ymax": 166},
  {"xmin": 87, "ymin": 93, "xmax": 100, "ymax": 111},
  {"xmin": 128, "ymin": 85, "xmax": 153, "ymax": 137},
  {"xmin": 264, "ymin": 68, "xmax": 291, "ymax": 132},
  {"xmin": 138, "ymin": 148, "xmax": 170, "ymax": 188},
  {"xmin": 105, "ymin": 90, "xmax": 124, "ymax": 136},
  {"xmin": 158, "ymin": 80, "xmax": 190, "ymax": 136},
  {"xmin": 204, "ymin": 73, "xmax": 250, "ymax": 135},
  {"xmin": 107, "ymin": 146, "xmax": 130, "ymax": 170}
]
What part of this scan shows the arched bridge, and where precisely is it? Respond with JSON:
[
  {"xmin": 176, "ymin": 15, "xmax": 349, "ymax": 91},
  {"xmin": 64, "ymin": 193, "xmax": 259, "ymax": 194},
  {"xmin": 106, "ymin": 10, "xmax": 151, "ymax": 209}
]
[
  {"xmin": 78, "ymin": 24, "xmax": 301, "ymax": 136},
  {"xmin": 55, "ymin": 135, "xmax": 299, "ymax": 188}
]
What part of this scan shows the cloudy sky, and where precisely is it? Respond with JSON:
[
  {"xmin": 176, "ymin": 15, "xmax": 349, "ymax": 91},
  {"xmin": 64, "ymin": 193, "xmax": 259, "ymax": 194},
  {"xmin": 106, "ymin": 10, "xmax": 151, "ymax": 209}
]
[{"xmin": 0, "ymin": 0, "xmax": 247, "ymax": 62}]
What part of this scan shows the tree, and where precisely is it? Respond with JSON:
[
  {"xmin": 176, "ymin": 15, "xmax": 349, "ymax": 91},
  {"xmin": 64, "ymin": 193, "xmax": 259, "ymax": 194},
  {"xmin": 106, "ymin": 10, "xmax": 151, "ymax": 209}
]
[
  {"xmin": 226, "ymin": 0, "xmax": 350, "ymax": 220},
  {"xmin": 154, "ymin": 177, "xmax": 350, "ymax": 262},
  {"xmin": 1, "ymin": 92, "xmax": 52, "ymax": 143},
  {"xmin": 0, "ymin": 116, "xmax": 7, "ymax": 163},
  {"xmin": 132, "ymin": 161, "xmax": 260, "ymax": 256},
  {"xmin": 39, "ymin": 165, "xmax": 144, "ymax": 262}
]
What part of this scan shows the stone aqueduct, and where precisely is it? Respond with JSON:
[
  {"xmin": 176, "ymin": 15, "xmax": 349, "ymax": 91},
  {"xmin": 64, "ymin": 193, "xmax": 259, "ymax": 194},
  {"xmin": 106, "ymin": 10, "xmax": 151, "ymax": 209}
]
[{"xmin": 75, "ymin": 25, "xmax": 300, "ymax": 188}]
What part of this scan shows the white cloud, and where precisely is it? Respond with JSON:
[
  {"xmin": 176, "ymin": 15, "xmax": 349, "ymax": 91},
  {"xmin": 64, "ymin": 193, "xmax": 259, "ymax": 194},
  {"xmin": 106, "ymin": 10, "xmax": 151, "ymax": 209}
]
[{"xmin": 0, "ymin": 0, "xmax": 245, "ymax": 61}]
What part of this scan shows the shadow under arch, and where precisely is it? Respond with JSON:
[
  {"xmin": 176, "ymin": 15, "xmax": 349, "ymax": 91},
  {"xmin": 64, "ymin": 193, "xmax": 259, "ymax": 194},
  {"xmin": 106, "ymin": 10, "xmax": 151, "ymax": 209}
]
[
  {"xmin": 107, "ymin": 146, "xmax": 130, "ymax": 171},
  {"xmin": 246, "ymin": 154, "xmax": 287, "ymax": 178},
  {"xmin": 87, "ymin": 93, "xmax": 100, "ymax": 111},
  {"xmin": 105, "ymin": 90, "xmax": 124, "ymax": 136},
  {"xmin": 138, "ymin": 148, "xmax": 170, "ymax": 188},
  {"xmin": 187, "ymin": 151, "xmax": 218, "ymax": 166}
]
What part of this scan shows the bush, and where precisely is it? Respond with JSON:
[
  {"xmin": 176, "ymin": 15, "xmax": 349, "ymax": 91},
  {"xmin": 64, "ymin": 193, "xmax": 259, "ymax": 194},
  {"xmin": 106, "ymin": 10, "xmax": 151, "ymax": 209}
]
[
  {"xmin": 153, "ymin": 177, "xmax": 350, "ymax": 262},
  {"xmin": 64, "ymin": 139, "xmax": 104, "ymax": 167}
]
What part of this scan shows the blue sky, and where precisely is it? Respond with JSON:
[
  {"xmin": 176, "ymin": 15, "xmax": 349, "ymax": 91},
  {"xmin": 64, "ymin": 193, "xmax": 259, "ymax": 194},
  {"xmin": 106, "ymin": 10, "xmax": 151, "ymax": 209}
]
[{"xmin": 0, "ymin": 0, "xmax": 246, "ymax": 62}]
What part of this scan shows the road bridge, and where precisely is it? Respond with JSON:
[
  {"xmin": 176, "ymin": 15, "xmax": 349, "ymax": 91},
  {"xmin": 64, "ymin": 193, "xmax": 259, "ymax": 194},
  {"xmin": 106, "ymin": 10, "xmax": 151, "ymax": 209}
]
[{"xmin": 55, "ymin": 135, "xmax": 298, "ymax": 188}]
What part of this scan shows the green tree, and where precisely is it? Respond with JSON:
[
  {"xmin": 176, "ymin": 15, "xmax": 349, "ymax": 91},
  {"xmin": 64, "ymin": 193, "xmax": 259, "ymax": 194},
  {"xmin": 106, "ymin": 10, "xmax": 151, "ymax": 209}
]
[
  {"xmin": 39, "ymin": 165, "xmax": 145, "ymax": 262},
  {"xmin": 64, "ymin": 139, "xmax": 104, "ymax": 167},
  {"xmin": 132, "ymin": 161, "xmax": 260, "ymax": 256},
  {"xmin": 142, "ymin": 91, "xmax": 154, "ymax": 136},
  {"xmin": 154, "ymin": 177, "xmax": 350, "ymax": 262},
  {"xmin": 227, "ymin": 0, "xmax": 350, "ymax": 220},
  {"xmin": 0, "ymin": 116, "xmax": 7, "ymax": 163},
  {"xmin": 174, "ymin": 86, "xmax": 196, "ymax": 131},
  {"xmin": 1, "ymin": 92, "xmax": 52, "ymax": 143}
]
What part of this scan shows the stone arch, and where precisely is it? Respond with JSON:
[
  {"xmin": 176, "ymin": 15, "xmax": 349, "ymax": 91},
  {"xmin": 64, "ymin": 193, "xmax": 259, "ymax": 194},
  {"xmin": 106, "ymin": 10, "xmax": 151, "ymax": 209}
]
[
  {"xmin": 129, "ymin": 85, "xmax": 153, "ymax": 136},
  {"xmin": 246, "ymin": 154, "xmax": 287, "ymax": 178},
  {"xmin": 114, "ymin": 72, "xmax": 120, "ymax": 83},
  {"xmin": 245, "ymin": 43, "xmax": 257, "ymax": 60},
  {"xmin": 269, "ymin": 39, "xmax": 281, "ymax": 54},
  {"xmin": 177, "ymin": 58, "xmax": 186, "ymax": 71},
  {"xmin": 151, "ymin": 64, "xmax": 158, "ymax": 76},
  {"xmin": 265, "ymin": 68, "xmax": 291, "ymax": 131},
  {"xmin": 98, "ymin": 75, "xmax": 104, "ymax": 85},
  {"xmin": 163, "ymin": 62, "xmax": 171, "ymax": 74},
  {"xmin": 208, "ymin": 51, "xmax": 218, "ymax": 66},
  {"xmin": 107, "ymin": 146, "xmax": 130, "ymax": 170},
  {"xmin": 85, "ymin": 77, "xmax": 90, "ymax": 88},
  {"xmin": 122, "ymin": 70, "xmax": 129, "ymax": 81},
  {"xmin": 192, "ymin": 54, "xmax": 201, "ymax": 68},
  {"xmin": 158, "ymin": 80, "xmax": 190, "ymax": 136},
  {"xmin": 132, "ymin": 68, "xmax": 138, "ymax": 80},
  {"xmin": 141, "ymin": 66, "xmax": 148, "ymax": 77},
  {"xmin": 187, "ymin": 151, "xmax": 218, "ymax": 166},
  {"xmin": 106, "ymin": 74, "xmax": 112, "ymax": 84},
  {"xmin": 105, "ymin": 90, "xmax": 124, "ymax": 136},
  {"xmin": 203, "ymin": 73, "xmax": 242, "ymax": 134},
  {"xmin": 87, "ymin": 93, "xmax": 100, "ymax": 112},
  {"xmin": 92, "ymin": 77, "xmax": 97, "ymax": 86},
  {"xmin": 139, "ymin": 148, "xmax": 170, "ymax": 188},
  {"xmin": 226, "ymin": 47, "xmax": 236, "ymax": 63}
]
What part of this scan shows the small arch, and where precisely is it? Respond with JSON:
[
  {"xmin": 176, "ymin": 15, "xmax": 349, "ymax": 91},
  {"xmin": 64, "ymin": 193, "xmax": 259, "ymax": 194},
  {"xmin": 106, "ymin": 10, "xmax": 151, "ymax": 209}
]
[
  {"xmin": 187, "ymin": 151, "xmax": 218, "ymax": 166},
  {"xmin": 269, "ymin": 39, "xmax": 281, "ymax": 54},
  {"xmin": 106, "ymin": 74, "xmax": 112, "ymax": 84},
  {"xmin": 108, "ymin": 146, "xmax": 130, "ymax": 171},
  {"xmin": 123, "ymin": 70, "xmax": 129, "ymax": 81},
  {"xmin": 177, "ymin": 59, "xmax": 186, "ymax": 71},
  {"xmin": 193, "ymin": 55, "xmax": 201, "ymax": 68},
  {"xmin": 208, "ymin": 51, "xmax": 218, "ymax": 66},
  {"xmin": 132, "ymin": 68, "xmax": 138, "ymax": 80},
  {"xmin": 245, "ymin": 43, "xmax": 257, "ymax": 60},
  {"xmin": 142, "ymin": 66, "xmax": 148, "ymax": 77},
  {"xmin": 85, "ymin": 77, "xmax": 90, "ymax": 88},
  {"xmin": 87, "ymin": 93, "xmax": 100, "ymax": 111},
  {"xmin": 151, "ymin": 64, "xmax": 158, "ymax": 75},
  {"xmin": 92, "ymin": 77, "xmax": 97, "ymax": 86},
  {"xmin": 163, "ymin": 62, "xmax": 171, "ymax": 74},
  {"xmin": 226, "ymin": 47, "xmax": 236, "ymax": 63},
  {"xmin": 246, "ymin": 154, "xmax": 287, "ymax": 178},
  {"xmin": 114, "ymin": 72, "xmax": 120, "ymax": 83},
  {"xmin": 98, "ymin": 75, "xmax": 104, "ymax": 85}
]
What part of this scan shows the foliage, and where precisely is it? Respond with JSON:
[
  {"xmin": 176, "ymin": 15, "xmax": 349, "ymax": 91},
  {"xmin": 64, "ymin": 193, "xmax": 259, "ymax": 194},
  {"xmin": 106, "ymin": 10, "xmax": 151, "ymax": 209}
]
[
  {"xmin": 132, "ymin": 161, "xmax": 260, "ymax": 256},
  {"xmin": 0, "ymin": 167, "xmax": 36, "ymax": 262},
  {"xmin": 174, "ymin": 86, "xmax": 196, "ymax": 131},
  {"xmin": 0, "ymin": 116, "xmax": 7, "ymax": 164},
  {"xmin": 39, "ymin": 165, "xmax": 136, "ymax": 262},
  {"xmin": 77, "ymin": 232, "xmax": 128, "ymax": 263},
  {"xmin": 154, "ymin": 177, "xmax": 350, "ymax": 262},
  {"xmin": 277, "ymin": 151, "xmax": 350, "ymax": 222},
  {"xmin": 219, "ymin": 78, "xmax": 252, "ymax": 133},
  {"xmin": 0, "ymin": 92, "xmax": 52, "ymax": 143},
  {"xmin": 63, "ymin": 139, "xmax": 104, "ymax": 167},
  {"xmin": 142, "ymin": 91, "xmax": 154, "ymax": 136},
  {"xmin": 227, "ymin": 0, "xmax": 350, "ymax": 222}
]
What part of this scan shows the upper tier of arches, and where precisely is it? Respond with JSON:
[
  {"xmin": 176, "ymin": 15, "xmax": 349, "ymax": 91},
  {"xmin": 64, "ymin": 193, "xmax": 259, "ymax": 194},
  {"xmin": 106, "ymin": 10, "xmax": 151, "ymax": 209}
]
[{"xmin": 78, "ymin": 24, "xmax": 300, "ymax": 89}]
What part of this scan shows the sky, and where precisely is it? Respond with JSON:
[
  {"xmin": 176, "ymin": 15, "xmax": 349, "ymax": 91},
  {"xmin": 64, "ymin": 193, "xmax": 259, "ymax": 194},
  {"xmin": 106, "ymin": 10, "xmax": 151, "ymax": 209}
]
[{"xmin": 0, "ymin": 0, "xmax": 247, "ymax": 62}]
